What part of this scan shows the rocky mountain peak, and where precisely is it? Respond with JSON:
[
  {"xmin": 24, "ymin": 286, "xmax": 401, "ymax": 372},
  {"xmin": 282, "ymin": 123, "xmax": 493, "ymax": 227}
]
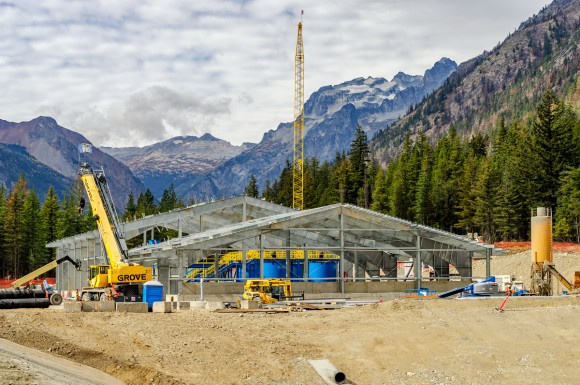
[
  {"xmin": 30, "ymin": 116, "xmax": 58, "ymax": 127},
  {"xmin": 200, "ymin": 133, "xmax": 219, "ymax": 141}
]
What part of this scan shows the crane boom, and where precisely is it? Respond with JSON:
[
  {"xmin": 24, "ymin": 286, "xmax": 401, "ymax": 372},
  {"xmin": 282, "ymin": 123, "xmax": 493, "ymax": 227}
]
[
  {"xmin": 293, "ymin": 20, "xmax": 305, "ymax": 210},
  {"xmin": 79, "ymin": 163, "xmax": 128, "ymax": 267}
]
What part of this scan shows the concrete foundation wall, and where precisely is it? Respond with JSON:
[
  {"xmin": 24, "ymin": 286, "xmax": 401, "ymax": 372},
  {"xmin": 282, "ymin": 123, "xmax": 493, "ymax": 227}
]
[{"xmin": 178, "ymin": 280, "xmax": 469, "ymax": 301}]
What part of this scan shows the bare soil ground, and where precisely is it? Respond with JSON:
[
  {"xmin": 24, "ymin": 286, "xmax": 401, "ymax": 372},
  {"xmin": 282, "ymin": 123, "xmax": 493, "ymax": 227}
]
[
  {"xmin": 473, "ymin": 250, "xmax": 579, "ymax": 291},
  {"xmin": 0, "ymin": 250, "xmax": 578, "ymax": 385}
]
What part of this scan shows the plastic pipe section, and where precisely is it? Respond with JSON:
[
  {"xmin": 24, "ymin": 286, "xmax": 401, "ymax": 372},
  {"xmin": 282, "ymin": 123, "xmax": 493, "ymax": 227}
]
[{"xmin": 308, "ymin": 359, "xmax": 347, "ymax": 384}]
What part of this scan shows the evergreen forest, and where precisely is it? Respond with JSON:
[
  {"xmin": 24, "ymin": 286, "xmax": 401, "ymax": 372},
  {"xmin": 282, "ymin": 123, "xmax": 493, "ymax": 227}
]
[
  {"xmin": 261, "ymin": 91, "xmax": 580, "ymax": 244},
  {"xmin": 0, "ymin": 179, "xmax": 183, "ymax": 279}
]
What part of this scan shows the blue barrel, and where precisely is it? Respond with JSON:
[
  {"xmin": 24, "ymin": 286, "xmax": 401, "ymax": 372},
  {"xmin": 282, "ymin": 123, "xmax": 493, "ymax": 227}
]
[
  {"xmin": 291, "ymin": 260, "xmax": 304, "ymax": 279},
  {"xmin": 245, "ymin": 260, "xmax": 260, "ymax": 278},
  {"xmin": 142, "ymin": 280, "xmax": 164, "ymax": 309},
  {"xmin": 263, "ymin": 260, "xmax": 286, "ymax": 278},
  {"xmin": 308, "ymin": 261, "xmax": 337, "ymax": 282}
]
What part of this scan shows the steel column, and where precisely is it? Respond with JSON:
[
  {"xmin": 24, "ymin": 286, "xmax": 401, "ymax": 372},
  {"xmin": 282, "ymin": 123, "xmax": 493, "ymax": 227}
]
[
  {"xmin": 340, "ymin": 212, "xmax": 345, "ymax": 294},
  {"xmin": 415, "ymin": 236, "xmax": 422, "ymax": 289},
  {"xmin": 259, "ymin": 235, "xmax": 264, "ymax": 279}
]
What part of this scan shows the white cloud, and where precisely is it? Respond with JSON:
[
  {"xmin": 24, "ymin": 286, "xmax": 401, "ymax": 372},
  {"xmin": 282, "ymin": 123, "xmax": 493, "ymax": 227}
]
[
  {"xmin": 0, "ymin": 0, "xmax": 549, "ymax": 146},
  {"xmin": 39, "ymin": 86, "xmax": 231, "ymax": 147}
]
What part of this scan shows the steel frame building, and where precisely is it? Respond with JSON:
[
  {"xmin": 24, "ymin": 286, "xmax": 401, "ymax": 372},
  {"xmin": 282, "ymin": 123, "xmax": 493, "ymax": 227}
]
[{"xmin": 48, "ymin": 196, "xmax": 501, "ymax": 295}]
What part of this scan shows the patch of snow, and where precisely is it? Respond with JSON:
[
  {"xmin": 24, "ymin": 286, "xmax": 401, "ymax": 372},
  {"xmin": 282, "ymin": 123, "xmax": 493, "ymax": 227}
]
[
  {"xmin": 387, "ymin": 94, "xmax": 396, "ymax": 100},
  {"xmin": 342, "ymin": 84, "xmax": 372, "ymax": 94},
  {"xmin": 363, "ymin": 77, "xmax": 376, "ymax": 85},
  {"xmin": 173, "ymin": 140, "xmax": 183, "ymax": 145},
  {"xmin": 373, "ymin": 81, "xmax": 397, "ymax": 93}
]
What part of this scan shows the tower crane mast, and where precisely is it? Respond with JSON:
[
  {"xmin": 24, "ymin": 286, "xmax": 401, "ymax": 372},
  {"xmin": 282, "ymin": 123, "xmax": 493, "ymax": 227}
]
[{"xmin": 293, "ymin": 17, "xmax": 305, "ymax": 210}]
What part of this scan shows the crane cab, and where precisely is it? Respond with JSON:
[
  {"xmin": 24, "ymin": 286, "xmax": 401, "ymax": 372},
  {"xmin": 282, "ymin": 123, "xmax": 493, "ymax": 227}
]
[{"xmin": 89, "ymin": 264, "xmax": 111, "ymax": 289}]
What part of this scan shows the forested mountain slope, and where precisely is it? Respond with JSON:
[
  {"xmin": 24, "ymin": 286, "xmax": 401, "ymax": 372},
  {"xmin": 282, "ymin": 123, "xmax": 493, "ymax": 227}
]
[
  {"xmin": 0, "ymin": 117, "xmax": 145, "ymax": 209},
  {"xmin": 0, "ymin": 144, "xmax": 72, "ymax": 202},
  {"xmin": 372, "ymin": 0, "xmax": 580, "ymax": 163}
]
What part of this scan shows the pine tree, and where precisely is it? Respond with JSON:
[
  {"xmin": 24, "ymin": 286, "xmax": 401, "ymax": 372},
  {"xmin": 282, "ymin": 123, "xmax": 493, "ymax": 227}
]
[
  {"xmin": 304, "ymin": 158, "xmax": 321, "ymax": 209},
  {"xmin": 493, "ymin": 120, "xmax": 520, "ymax": 240},
  {"xmin": 430, "ymin": 126, "xmax": 464, "ymax": 231},
  {"xmin": 3, "ymin": 175, "xmax": 29, "ymax": 277},
  {"xmin": 0, "ymin": 184, "xmax": 7, "ymax": 277},
  {"xmin": 389, "ymin": 157, "xmax": 409, "ymax": 219},
  {"xmin": 334, "ymin": 157, "xmax": 354, "ymax": 204},
  {"xmin": 124, "ymin": 192, "xmax": 137, "ymax": 221},
  {"xmin": 315, "ymin": 160, "xmax": 334, "ymax": 207},
  {"xmin": 371, "ymin": 168, "xmax": 389, "ymax": 213},
  {"xmin": 473, "ymin": 157, "xmax": 499, "ymax": 242},
  {"xmin": 159, "ymin": 184, "xmax": 178, "ymax": 212},
  {"xmin": 319, "ymin": 159, "xmax": 341, "ymax": 206},
  {"xmin": 455, "ymin": 153, "xmax": 482, "ymax": 235},
  {"xmin": 262, "ymin": 180, "xmax": 274, "ymax": 201},
  {"xmin": 349, "ymin": 125, "xmax": 370, "ymax": 204},
  {"xmin": 555, "ymin": 166, "xmax": 580, "ymax": 242},
  {"xmin": 22, "ymin": 190, "xmax": 46, "ymax": 271},
  {"xmin": 58, "ymin": 193, "xmax": 88, "ymax": 239},
  {"xmin": 243, "ymin": 175, "xmax": 259, "ymax": 198},
  {"xmin": 41, "ymin": 186, "xmax": 59, "ymax": 261},
  {"xmin": 413, "ymin": 135, "xmax": 433, "ymax": 225},
  {"xmin": 531, "ymin": 91, "xmax": 575, "ymax": 209},
  {"xmin": 275, "ymin": 160, "xmax": 293, "ymax": 207},
  {"xmin": 136, "ymin": 189, "xmax": 157, "ymax": 217}
]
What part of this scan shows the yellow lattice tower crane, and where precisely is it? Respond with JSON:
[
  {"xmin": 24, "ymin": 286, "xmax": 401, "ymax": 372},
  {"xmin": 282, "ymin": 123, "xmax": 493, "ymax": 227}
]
[{"xmin": 293, "ymin": 13, "xmax": 305, "ymax": 210}]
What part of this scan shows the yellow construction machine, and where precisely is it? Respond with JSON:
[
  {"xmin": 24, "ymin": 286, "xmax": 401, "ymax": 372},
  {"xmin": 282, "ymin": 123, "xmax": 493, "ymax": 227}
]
[
  {"xmin": 8, "ymin": 255, "xmax": 81, "ymax": 306},
  {"xmin": 11, "ymin": 256, "xmax": 80, "ymax": 290},
  {"xmin": 78, "ymin": 163, "xmax": 152, "ymax": 301},
  {"xmin": 241, "ymin": 279, "xmax": 303, "ymax": 304}
]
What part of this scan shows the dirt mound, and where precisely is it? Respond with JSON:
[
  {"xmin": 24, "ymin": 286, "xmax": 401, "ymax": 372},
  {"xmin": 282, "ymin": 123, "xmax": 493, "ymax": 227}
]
[{"xmin": 473, "ymin": 250, "xmax": 580, "ymax": 291}]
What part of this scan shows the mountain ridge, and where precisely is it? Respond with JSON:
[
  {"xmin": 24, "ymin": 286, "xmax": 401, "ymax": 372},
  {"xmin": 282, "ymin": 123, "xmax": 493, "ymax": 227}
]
[{"xmin": 106, "ymin": 58, "xmax": 456, "ymax": 200}]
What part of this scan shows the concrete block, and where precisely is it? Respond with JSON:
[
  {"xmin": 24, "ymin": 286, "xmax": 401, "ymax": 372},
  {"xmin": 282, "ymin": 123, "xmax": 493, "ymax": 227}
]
[
  {"xmin": 152, "ymin": 301, "xmax": 172, "ymax": 313},
  {"xmin": 189, "ymin": 301, "xmax": 206, "ymax": 309},
  {"xmin": 63, "ymin": 301, "xmax": 82, "ymax": 313},
  {"xmin": 82, "ymin": 301, "xmax": 116, "ymax": 312},
  {"xmin": 116, "ymin": 302, "xmax": 148, "ymax": 313},
  {"xmin": 239, "ymin": 300, "xmax": 260, "ymax": 309},
  {"xmin": 165, "ymin": 294, "xmax": 179, "ymax": 302},
  {"xmin": 177, "ymin": 301, "xmax": 190, "ymax": 311},
  {"xmin": 204, "ymin": 301, "xmax": 224, "ymax": 310}
]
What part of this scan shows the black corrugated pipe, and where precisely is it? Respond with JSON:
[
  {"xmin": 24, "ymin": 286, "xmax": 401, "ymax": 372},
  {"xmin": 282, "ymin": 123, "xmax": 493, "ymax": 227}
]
[
  {"xmin": 0, "ymin": 298, "xmax": 51, "ymax": 309},
  {"xmin": 0, "ymin": 288, "xmax": 47, "ymax": 300}
]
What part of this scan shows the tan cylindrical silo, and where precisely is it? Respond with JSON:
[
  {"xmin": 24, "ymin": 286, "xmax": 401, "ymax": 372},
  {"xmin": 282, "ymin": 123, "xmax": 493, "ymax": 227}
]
[{"xmin": 531, "ymin": 207, "xmax": 552, "ymax": 264}]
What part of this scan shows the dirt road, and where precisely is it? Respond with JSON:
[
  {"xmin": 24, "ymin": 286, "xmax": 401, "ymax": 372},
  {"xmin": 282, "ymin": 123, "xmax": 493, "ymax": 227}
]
[
  {"xmin": 0, "ymin": 337, "xmax": 124, "ymax": 385},
  {"xmin": 0, "ymin": 296, "xmax": 578, "ymax": 385}
]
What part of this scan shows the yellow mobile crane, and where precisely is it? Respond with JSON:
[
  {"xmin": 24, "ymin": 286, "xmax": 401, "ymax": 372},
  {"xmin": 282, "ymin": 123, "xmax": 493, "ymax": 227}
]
[{"xmin": 79, "ymin": 163, "xmax": 152, "ymax": 301}]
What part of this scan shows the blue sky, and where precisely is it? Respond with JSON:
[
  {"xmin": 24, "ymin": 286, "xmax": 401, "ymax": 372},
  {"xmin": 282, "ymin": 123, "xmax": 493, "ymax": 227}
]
[{"xmin": 0, "ymin": 0, "xmax": 549, "ymax": 147}]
